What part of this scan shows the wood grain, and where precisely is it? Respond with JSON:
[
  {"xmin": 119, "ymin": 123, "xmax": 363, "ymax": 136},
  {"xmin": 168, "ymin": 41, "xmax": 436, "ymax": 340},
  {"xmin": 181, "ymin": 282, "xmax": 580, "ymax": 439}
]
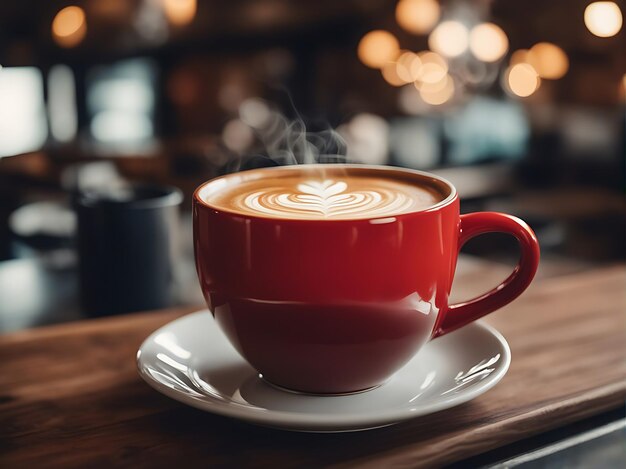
[{"xmin": 1, "ymin": 266, "xmax": 625, "ymax": 468}]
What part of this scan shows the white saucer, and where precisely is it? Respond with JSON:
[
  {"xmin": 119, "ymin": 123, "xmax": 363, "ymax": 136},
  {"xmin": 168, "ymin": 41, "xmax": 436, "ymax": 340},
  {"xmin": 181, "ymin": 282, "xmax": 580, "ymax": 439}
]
[{"xmin": 137, "ymin": 310, "xmax": 510, "ymax": 432}]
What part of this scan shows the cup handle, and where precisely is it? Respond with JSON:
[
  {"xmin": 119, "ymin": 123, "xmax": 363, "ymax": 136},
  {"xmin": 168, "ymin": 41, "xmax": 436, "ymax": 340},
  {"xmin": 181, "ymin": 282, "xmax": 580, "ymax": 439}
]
[{"xmin": 432, "ymin": 212, "xmax": 540, "ymax": 338}]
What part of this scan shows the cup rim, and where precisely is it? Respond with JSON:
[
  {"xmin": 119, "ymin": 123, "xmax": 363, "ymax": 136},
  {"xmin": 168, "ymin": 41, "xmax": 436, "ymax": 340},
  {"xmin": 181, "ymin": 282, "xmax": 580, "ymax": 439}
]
[{"xmin": 193, "ymin": 164, "xmax": 458, "ymax": 222}]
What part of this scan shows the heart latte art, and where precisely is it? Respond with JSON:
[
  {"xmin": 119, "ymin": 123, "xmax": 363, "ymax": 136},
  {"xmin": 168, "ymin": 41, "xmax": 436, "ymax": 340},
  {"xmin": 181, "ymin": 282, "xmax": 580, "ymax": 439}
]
[
  {"xmin": 244, "ymin": 179, "xmax": 418, "ymax": 219},
  {"xmin": 205, "ymin": 173, "xmax": 442, "ymax": 220}
]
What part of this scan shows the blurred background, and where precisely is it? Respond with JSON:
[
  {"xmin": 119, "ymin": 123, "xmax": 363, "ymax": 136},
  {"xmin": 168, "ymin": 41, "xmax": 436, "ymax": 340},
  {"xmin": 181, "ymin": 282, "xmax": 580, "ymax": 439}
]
[{"xmin": 0, "ymin": 0, "xmax": 624, "ymax": 332}]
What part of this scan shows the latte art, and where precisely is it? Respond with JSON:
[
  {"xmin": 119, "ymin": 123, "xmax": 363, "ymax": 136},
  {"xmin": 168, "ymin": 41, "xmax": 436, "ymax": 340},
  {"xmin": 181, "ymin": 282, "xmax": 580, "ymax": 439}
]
[
  {"xmin": 202, "ymin": 169, "xmax": 444, "ymax": 220},
  {"xmin": 243, "ymin": 179, "xmax": 416, "ymax": 219}
]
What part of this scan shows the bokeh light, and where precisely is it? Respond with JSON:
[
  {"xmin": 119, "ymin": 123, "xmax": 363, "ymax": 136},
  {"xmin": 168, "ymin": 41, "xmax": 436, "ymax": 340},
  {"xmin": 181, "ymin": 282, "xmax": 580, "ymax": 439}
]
[
  {"xmin": 239, "ymin": 98, "xmax": 271, "ymax": 128},
  {"xmin": 358, "ymin": 30, "xmax": 400, "ymax": 69},
  {"xmin": 428, "ymin": 21, "xmax": 469, "ymax": 58},
  {"xmin": 163, "ymin": 0, "xmax": 197, "ymax": 26},
  {"xmin": 52, "ymin": 6, "xmax": 87, "ymax": 48},
  {"xmin": 416, "ymin": 51, "xmax": 448, "ymax": 84},
  {"xmin": 469, "ymin": 23, "xmax": 509, "ymax": 62},
  {"xmin": 222, "ymin": 119, "xmax": 254, "ymax": 153},
  {"xmin": 396, "ymin": 51, "xmax": 422, "ymax": 82},
  {"xmin": 528, "ymin": 43, "xmax": 569, "ymax": 79},
  {"xmin": 415, "ymin": 72, "xmax": 450, "ymax": 93},
  {"xmin": 419, "ymin": 75, "xmax": 455, "ymax": 105},
  {"xmin": 381, "ymin": 62, "xmax": 406, "ymax": 86},
  {"xmin": 584, "ymin": 2, "xmax": 623, "ymax": 37},
  {"xmin": 395, "ymin": 0, "xmax": 440, "ymax": 35},
  {"xmin": 341, "ymin": 113, "xmax": 389, "ymax": 165},
  {"xmin": 507, "ymin": 63, "xmax": 541, "ymax": 97}
]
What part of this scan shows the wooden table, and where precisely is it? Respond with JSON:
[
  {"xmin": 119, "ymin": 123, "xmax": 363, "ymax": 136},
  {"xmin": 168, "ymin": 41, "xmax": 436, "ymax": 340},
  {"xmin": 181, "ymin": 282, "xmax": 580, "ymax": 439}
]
[{"xmin": 1, "ymin": 265, "xmax": 625, "ymax": 468}]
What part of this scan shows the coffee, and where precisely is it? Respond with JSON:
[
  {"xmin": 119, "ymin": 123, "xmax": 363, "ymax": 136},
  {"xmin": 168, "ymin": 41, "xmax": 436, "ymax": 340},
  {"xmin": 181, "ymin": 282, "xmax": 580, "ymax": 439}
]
[{"xmin": 201, "ymin": 168, "xmax": 444, "ymax": 220}]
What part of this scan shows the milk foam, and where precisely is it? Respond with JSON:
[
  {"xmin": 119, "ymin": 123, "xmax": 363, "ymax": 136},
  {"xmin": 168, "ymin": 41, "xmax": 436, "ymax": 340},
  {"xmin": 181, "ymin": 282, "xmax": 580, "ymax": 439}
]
[
  {"xmin": 198, "ymin": 169, "xmax": 446, "ymax": 221},
  {"xmin": 239, "ymin": 179, "xmax": 418, "ymax": 219}
]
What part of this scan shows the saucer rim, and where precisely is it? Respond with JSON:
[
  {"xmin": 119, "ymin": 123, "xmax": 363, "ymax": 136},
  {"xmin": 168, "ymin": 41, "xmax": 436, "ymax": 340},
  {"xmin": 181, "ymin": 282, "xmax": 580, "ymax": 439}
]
[{"xmin": 137, "ymin": 310, "xmax": 511, "ymax": 431}]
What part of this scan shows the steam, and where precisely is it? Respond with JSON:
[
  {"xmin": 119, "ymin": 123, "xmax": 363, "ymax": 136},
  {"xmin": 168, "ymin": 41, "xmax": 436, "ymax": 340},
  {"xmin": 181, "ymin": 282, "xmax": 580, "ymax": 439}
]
[
  {"xmin": 223, "ymin": 98, "xmax": 352, "ymax": 173},
  {"xmin": 260, "ymin": 118, "xmax": 348, "ymax": 165}
]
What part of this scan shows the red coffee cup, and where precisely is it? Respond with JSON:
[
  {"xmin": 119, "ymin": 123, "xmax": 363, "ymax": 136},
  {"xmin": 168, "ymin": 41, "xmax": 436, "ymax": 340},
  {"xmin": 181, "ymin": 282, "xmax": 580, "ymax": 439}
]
[{"xmin": 193, "ymin": 165, "xmax": 540, "ymax": 394}]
